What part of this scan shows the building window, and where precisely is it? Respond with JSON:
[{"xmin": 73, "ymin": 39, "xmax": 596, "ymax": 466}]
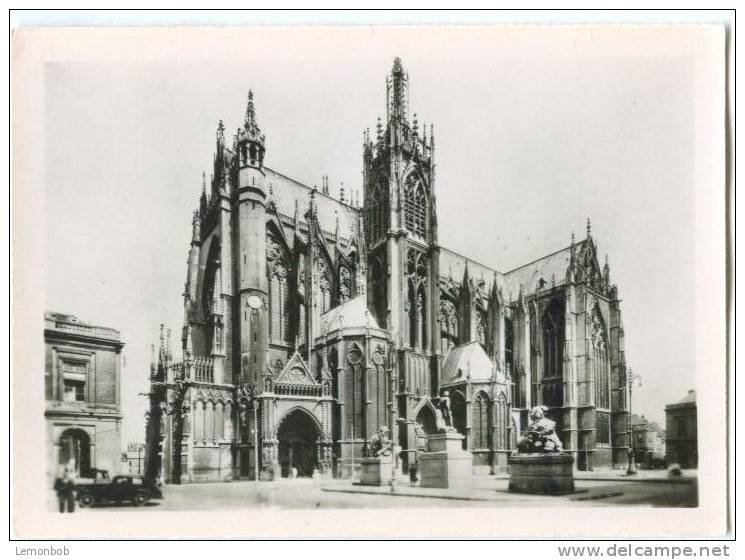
[
  {"xmin": 542, "ymin": 299, "xmax": 564, "ymax": 408},
  {"xmin": 403, "ymin": 174, "xmax": 427, "ymax": 239},
  {"xmin": 543, "ymin": 300, "xmax": 564, "ymax": 379},
  {"xmin": 473, "ymin": 393, "xmax": 490, "ymax": 450},
  {"xmin": 590, "ymin": 304, "xmax": 610, "ymax": 410},
  {"xmin": 596, "ymin": 411, "xmax": 610, "ymax": 446},
  {"xmin": 61, "ymin": 361, "xmax": 87, "ymax": 402},
  {"xmin": 63, "ymin": 380, "xmax": 85, "ymax": 402},
  {"xmin": 267, "ymin": 234, "xmax": 290, "ymax": 344},
  {"xmin": 367, "ymin": 180, "xmax": 388, "ymax": 244},
  {"xmin": 406, "ymin": 248, "xmax": 428, "ymax": 350},
  {"xmin": 494, "ymin": 393, "xmax": 510, "ymax": 450},
  {"xmin": 504, "ymin": 316, "xmax": 514, "ymax": 373}
]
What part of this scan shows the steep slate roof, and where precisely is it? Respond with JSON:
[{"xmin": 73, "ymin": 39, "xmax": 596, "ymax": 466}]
[
  {"xmin": 438, "ymin": 247, "xmax": 499, "ymax": 287},
  {"xmin": 320, "ymin": 294, "xmax": 379, "ymax": 332},
  {"xmin": 264, "ymin": 167, "xmax": 361, "ymax": 240},
  {"xmin": 441, "ymin": 341, "xmax": 494, "ymax": 384},
  {"xmin": 501, "ymin": 239, "xmax": 589, "ymax": 300}
]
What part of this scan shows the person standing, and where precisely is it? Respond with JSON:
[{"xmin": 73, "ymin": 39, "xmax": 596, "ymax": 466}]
[{"xmin": 53, "ymin": 469, "xmax": 76, "ymax": 513}]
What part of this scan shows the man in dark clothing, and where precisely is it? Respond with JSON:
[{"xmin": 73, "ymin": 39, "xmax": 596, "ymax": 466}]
[{"xmin": 53, "ymin": 470, "xmax": 76, "ymax": 513}]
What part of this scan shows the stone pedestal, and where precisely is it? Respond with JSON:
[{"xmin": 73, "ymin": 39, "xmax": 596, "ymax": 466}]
[
  {"xmin": 357, "ymin": 456, "xmax": 393, "ymax": 486},
  {"xmin": 508, "ymin": 453, "xmax": 575, "ymax": 495},
  {"xmin": 419, "ymin": 432, "xmax": 473, "ymax": 489}
]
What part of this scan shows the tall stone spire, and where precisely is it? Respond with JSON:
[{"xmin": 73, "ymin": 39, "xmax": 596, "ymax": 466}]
[
  {"xmin": 245, "ymin": 89, "xmax": 257, "ymax": 129},
  {"xmin": 387, "ymin": 57, "xmax": 409, "ymax": 123}
]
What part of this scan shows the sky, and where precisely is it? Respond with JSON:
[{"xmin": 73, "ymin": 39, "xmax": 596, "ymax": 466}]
[{"xmin": 43, "ymin": 27, "xmax": 700, "ymax": 444}]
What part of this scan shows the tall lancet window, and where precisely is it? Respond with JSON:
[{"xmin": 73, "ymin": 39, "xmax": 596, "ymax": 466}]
[
  {"xmin": 297, "ymin": 252, "xmax": 307, "ymax": 345},
  {"xmin": 472, "ymin": 393, "xmax": 490, "ymax": 450},
  {"xmin": 267, "ymin": 234, "xmax": 290, "ymax": 344},
  {"xmin": 318, "ymin": 258, "xmax": 332, "ymax": 314},
  {"xmin": 542, "ymin": 299, "xmax": 565, "ymax": 408},
  {"xmin": 367, "ymin": 179, "xmax": 388, "ymax": 245},
  {"xmin": 403, "ymin": 173, "xmax": 427, "ymax": 239},
  {"xmin": 406, "ymin": 248, "xmax": 428, "ymax": 351},
  {"xmin": 591, "ymin": 304, "xmax": 611, "ymax": 445}
]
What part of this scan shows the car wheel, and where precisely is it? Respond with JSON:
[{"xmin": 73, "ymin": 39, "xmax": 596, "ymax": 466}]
[
  {"xmin": 133, "ymin": 492, "xmax": 149, "ymax": 507},
  {"xmin": 78, "ymin": 493, "xmax": 94, "ymax": 508}
]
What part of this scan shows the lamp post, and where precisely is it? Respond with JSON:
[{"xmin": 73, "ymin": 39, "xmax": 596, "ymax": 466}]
[
  {"xmin": 386, "ymin": 327, "xmax": 401, "ymax": 492},
  {"xmin": 626, "ymin": 368, "xmax": 642, "ymax": 475},
  {"xmin": 243, "ymin": 384, "xmax": 261, "ymax": 485}
]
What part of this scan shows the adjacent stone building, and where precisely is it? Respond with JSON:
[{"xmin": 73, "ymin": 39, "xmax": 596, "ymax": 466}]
[
  {"xmin": 665, "ymin": 389, "xmax": 698, "ymax": 469},
  {"xmin": 630, "ymin": 414, "xmax": 666, "ymax": 469},
  {"xmin": 44, "ymin": 311, "xmax": 124, "ymax": 481},
  {"xmin": 146, "ymin": 58, "xmax": 632, "ymax": 483}
]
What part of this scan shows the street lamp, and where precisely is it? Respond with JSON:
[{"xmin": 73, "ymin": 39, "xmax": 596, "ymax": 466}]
[
  {"xmin": 386, "ymin": 327, "xmax": 402, "ymax": 492},
  {"xmin": 240, "ymin": 384, "xmax": 261, "ymax": 485},
  {"xmin": 626, "ymin": 368, "xmax": 642, "ymax": 475}
]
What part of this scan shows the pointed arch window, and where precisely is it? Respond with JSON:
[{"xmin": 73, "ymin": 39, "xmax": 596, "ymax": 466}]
[
  {"xmin": 367, "ymin": 179, "xmax": 388, "ymax": 244},
  {"xmin": 473, "ymin": 393, "xmax": 490, "ymax": 450},
  {"xmin": 543, "ymin": 300, "xmax": 564, "ymax": 379},
  {"xmin": 406, "ymin": 248, "xmax": 428, "ymax": 351},
  {"xmin": 590, "ymin": 304, "xmax": 611, "ymax": 446},
  {"xmin": 215, "ymin": 402, "xmax": 224, "ymax": 440},
  {"xmin": 193, "ymin": 401, "xmax": 204, "ymax": 442},
  {"xmin": 494, "ymin": 393, "xmax": 509, "ymax": 450},
  {"xmin": 403, "ymin": 174, "xmax": 427, "ymax": 239},
  {"xmin": 318, "ymin": 257, "xmax": 332, "ymax": 314},
  {"xmin": 267, "ymin": 234, "xmax": 290, "ymax": 344},
  {"xmin": 542, "ymin": 299, "xmax": 565, "ymax": 408},
  {"xmin": 296, "ymin": 252, "xmax": 307, "ymax": 345}
]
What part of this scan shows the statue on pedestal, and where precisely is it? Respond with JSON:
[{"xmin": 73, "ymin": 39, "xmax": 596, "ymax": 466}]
[
  {"xmin": 438, "ymin": 391, "xmax": 452, "ymax": 425},
  {"xmin": 517, "ymin": 405, "xmax": 564, "ymax": 453},
  {"xmin": 369, "ymin": 426, "xmax": 392, "ymax": 457}
]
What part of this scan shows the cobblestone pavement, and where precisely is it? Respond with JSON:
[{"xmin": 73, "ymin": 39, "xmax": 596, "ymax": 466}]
[{"xmin": 54, "ymin": 474, "xmax": 697, "ymax": 513}]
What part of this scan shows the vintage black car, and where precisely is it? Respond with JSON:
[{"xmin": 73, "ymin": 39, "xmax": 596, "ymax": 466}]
[{"xmin": 76, "ymin": 475, "xmax": 163, "ymax": 507}]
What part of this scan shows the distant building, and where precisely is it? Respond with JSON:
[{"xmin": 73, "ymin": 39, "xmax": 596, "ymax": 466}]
[
  {"xmin": 665, "ymin": 389, "xmax": 697, "ymax": 468},
  {"xmin": 44, "ymin": 312, "xmax": 124, "ymax": 481},
  {"xmin": 123, "ymin": 442, "xmax": 146, "ymax": 476},
  {"xmin": 630, "ymin": 414, "xmax": 666, "ymax": 469}
]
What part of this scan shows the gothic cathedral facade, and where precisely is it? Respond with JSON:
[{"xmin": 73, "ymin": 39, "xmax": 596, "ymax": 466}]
[{"xmin": 146, "ymin": 58, "xmax": 631, "ymax": 483}]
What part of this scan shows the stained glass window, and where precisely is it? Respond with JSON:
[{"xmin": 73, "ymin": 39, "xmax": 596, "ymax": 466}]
[{"xmin": 403, "ymin": 174, "xmax": 427, "ymax": 238}]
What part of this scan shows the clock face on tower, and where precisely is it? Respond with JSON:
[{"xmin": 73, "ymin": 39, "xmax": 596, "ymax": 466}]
[{"xmin": 247, "ymin": 295, "xmax": 262, "ymax": 310}]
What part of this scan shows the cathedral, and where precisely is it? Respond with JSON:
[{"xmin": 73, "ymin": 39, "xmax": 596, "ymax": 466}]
[{"xmin": 146, "ymin": 58, "xmax": 631, "ymax": 484}]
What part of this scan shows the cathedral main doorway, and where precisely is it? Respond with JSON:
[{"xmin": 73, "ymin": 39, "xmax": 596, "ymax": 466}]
[{"xmin": 276, "ymin": 409, "xmax": 319, "ymax": 478}]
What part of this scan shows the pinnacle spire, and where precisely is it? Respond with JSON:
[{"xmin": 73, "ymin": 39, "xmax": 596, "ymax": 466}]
[
  {"xmin": 245, "ymin": 89, "xmax": 257, "ymax": 128},
  {"xmin": 586, "ymin": 218, "xmax": 592, "ymax": 238}
]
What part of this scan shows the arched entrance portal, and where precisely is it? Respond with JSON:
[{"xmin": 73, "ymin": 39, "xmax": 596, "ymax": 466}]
[
  {"xmin": 58, "ymin": 428, "xmax": 91, "ymax": 477},
  {"xmin": 415, "ymin": 403, "xmax": 437, "ymax": 435},
  {"xmin": 277, "ymin": 409, "xmax": 320, "ymax": 478}
]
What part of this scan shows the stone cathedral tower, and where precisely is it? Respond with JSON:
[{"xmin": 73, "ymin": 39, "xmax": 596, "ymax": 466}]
[{"xmin": 362, "ymin": 57, "xmax": 444, "ymax": 467}]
